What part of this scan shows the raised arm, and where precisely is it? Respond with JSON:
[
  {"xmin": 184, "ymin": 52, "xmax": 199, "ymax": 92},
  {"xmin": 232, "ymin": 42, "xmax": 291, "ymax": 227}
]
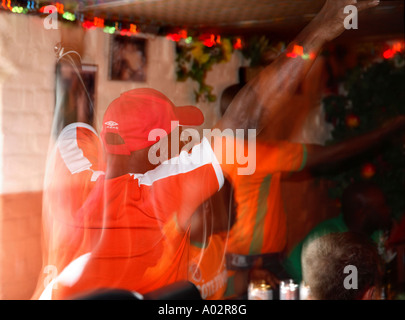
[
  {"xmin": 304, "ymin": 115, "xmax": 405, "ymax": 170},
  {"xmin": 214, "ymin": 0, "xmax": 380, "ymax": 134}
]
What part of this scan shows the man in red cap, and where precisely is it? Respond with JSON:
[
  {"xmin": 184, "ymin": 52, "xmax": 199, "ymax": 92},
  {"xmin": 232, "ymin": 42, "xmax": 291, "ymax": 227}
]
[
  {"xmin": 41, "ymin": 0, "xmax": 398, "ymax": 299},
  {"xmin": 47, "ymin": 88, "xmax": 226, "ymax": 299}
]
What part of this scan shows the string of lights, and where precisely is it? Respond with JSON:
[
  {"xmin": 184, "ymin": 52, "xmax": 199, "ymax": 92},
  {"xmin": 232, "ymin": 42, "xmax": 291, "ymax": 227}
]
[{"xmin": 1, "ymin": 0, "xmax": 402, "ymax": 58}]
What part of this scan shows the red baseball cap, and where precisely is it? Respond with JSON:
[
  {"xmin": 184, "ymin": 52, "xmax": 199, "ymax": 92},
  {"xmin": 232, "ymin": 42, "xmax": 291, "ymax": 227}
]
[{"xmin": 101, "ymin": 88, "xmax": 204, "ymax": 155}]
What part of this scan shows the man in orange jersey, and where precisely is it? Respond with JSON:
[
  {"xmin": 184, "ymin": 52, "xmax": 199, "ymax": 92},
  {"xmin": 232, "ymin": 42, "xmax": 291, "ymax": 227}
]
[
  {"xmin": 40, "ymin": 0, "xmax": 393, "ymax": 299},
  {"xmin": 32, "ymin": 122, "xmax": 105, "ymax": 300},
  {"xmin": 218, "ymin": 80, "xmax": 307, "ymax": 298},
  {"xmin": 47, "ymin": 88, "xmax": 225, "ymax": 299}
]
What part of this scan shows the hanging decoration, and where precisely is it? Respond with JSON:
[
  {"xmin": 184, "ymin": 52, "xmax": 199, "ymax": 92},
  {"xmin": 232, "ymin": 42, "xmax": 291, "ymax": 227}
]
[
  {"xmin": 2, "ymin": 0, "xmax": 290, "ymax": 103},
  {"xmin": 322, "ymin": 46, "xmax": 405, "ymax": 220},
  {"xmin": 0, "ymin": 0, "xmax": 257, "ymax": 103},
  {"xmin": 171, "ymin": 32, "xmax": 290, "ymax": 102},
  {"xmin": 1, "ymin": 1, "xmax": 290, "ymax": 103},
  {"xmin": 170, "ymin": 28, "xmax": 241, "ymax": 102},
  {"xmin": 286, "ymin": 45, "xmax": 315, "ymax": 60},
  {"xmin": 6, "ymin": 1, "xmax": 402, "ymax": 108},
  {"xmin": 1, "ymin": 0, "xmax": 141, "ymax": 36}
]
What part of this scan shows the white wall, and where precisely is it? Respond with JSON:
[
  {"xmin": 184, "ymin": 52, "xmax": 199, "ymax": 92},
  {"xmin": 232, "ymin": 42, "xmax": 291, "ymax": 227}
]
[
  {"xmin": 0, "ymin": 12, "xmax": 244, "ymax": 195},
  {"xmin": 0, "ymin": 13, "xmax": 60, "ymax": 194}
]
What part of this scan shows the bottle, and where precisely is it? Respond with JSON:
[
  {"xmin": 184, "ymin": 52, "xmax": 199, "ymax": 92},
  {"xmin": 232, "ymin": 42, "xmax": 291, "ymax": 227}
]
[
  {"xmin": 299, "ymin": 281, "xmax": 310, "ymax": 300},
  {"xmin": 248, "ymin": 279, "xmax": 273, "ymax": 300},
  {"xmin": 280, "ymin": 279, "xmax": 299, "ymax": 300}
]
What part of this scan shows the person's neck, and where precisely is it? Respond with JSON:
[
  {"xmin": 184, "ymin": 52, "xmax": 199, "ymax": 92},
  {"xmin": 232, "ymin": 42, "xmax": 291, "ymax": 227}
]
[
  {"xmin": 105, "ymin": 154, "xmax": 130, "ymax": 179},
  {"xmin": 105, "ymin": 152, "xmax": 157, "ymax": 179}
]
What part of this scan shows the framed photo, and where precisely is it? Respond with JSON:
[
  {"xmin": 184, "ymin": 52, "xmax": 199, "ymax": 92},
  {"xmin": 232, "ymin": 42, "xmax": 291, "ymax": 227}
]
[
  {"xmin": 109, "ymin": 35, "xmax": 147, "ymax": 82},
  {"xmin": 54, "ymin": 62, "xmax": 98, "ymax": 137}
]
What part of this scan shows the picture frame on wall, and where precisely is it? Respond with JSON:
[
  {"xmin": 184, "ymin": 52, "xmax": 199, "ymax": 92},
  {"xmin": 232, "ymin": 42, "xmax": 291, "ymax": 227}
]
[
  {"xmin": 54, "ymin": 63, "xmax": 98, "ymax": 137},
  {"xmin": 109, "ymin": 35, "xmax": 147, "ymax": 82}
]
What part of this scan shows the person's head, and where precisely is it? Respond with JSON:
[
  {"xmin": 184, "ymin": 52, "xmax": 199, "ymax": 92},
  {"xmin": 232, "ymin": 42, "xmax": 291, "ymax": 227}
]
[
  {"xmin": 302, "ymin": 231, "xmax": 382, "ymax": 300},
  {"xmin": 101, "ymin": 88, "xmax": 204, "ymax": 176},
  {"xmin": 341, "ymin": 181, "xmax": 392, "ymax": 236},
  {"xmin": 220, "ymin": 83, "xmax": 244, "ymax": 116}
]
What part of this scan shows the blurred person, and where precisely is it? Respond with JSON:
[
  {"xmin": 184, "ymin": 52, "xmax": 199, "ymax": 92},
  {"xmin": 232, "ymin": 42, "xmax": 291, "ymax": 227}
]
[
  {"xmin": 110, "ymin": 36, "xmax": 146, "ymax": 82},
  {"xmin": 53, "ymin": 61, "xmax": 96, "ymax": 137},
  {"xmin": 31, "ymin": 58, "xmax": 103, "ymax": 300},
  {"xmin": 186, "ymin": 86, "xmax": 239, "ymax": 300},
  {"xmin": 284, "ymin": 181, "xmax": 392, "ymax": 284},
  {"xmin": 31, "ymin": 123, "xmax": 105, "ymax": 300},
  {"xmin": 220, "ymin": 83, "xmax": 291, "ymax": 298},
  {"xmin": 301, "ymin": 231, "xmax": 383, "ymax": 300},
  {"xmin": 219, "ymin": 88, "xmax": 401, "ymax": 298},
  {"xmin": 387, "ymin": 214, "xmax": 405, "ymax": 248},
  {"xmin": 385, "ymin": 213, "xmax": 405, "ymax": 298},
  {"xmin": 187, "ymin": 185, "xmax": 235, "ymax": 300},
  {"xmin": 37, "ymin": 0, "xmax": 392, "ymax": 299}
]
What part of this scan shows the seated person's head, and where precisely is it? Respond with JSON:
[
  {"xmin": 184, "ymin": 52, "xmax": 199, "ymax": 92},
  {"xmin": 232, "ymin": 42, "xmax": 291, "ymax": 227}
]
[
  {"xmin": 342, "ymin": 181, "xmax": 392, "ymax": 236},
  {"xmin": 220, "ymin": 83, "xmax": 245, "ymax": 116},
  {"xmin": 302, "ymin": 231, "xmax": 382, "ymax": 300}
]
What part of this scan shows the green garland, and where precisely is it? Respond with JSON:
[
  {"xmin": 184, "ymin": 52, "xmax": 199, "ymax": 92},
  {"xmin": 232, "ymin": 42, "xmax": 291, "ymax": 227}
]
[
  {"xmin": 174, "ymin": 35, "xmax": 285, "ymax": 102},
  {"xmin": 241, "ymin": 35, "xmax": 285, "ymax": 67},
  {"xmin": 322, "ymin": 53, "xmax": 405, "ymax": 220},
  {"xmin": 175, "ymin": 37, "xmax": 235, "ymax": 102}
]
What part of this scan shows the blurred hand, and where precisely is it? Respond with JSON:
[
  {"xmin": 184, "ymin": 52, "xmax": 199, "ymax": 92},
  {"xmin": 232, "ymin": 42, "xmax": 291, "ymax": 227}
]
[
  {"xmin": 249, "ymin": 268, "xmax": 280, "ymax": 289},
  {"xmin": 249, "ymin": 257, "xmax": 280, "ymax": 289},
  {"xmin": 312, "ymin": 0, "xmax": 380, "ymax": 42}
]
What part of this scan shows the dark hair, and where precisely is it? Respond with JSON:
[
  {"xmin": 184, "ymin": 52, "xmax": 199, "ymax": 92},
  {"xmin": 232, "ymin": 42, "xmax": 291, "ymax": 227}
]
[
  {"xmin": 302, "ymin": 231, "xmax": 382, "ymax": 300},
  {"xmin": 341, "ymin": 181, "xmax": 381, "ymax": 215},
  {"xmin": 341, "ymin": 181, "xmax": 390, "ymax": 234},
  {"xmin": 219, "ymin": 83, "xmax": 245, "ymax": 116}
]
